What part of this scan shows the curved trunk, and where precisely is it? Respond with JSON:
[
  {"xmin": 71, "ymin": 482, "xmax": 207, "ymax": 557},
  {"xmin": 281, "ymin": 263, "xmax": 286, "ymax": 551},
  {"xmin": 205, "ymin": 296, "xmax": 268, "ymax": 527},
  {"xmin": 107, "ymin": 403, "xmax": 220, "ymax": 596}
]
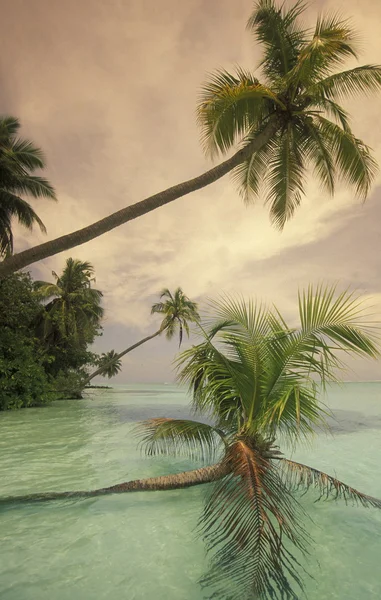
[
  {"xmin": 83, "ymin": 328, "xmax": 162, "ymax": 386},
  {"xmin": 0, "ymin": 117, "xmax": 280, "ymax": 277},
  {"xmin": 0, "ymin": 462, "xmax": 229, "ymax": 504}
]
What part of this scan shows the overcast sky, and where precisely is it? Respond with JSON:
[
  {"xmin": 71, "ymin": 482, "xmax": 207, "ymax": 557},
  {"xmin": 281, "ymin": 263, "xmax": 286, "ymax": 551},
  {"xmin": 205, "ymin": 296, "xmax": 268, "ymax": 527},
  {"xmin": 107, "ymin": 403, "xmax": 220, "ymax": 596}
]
[{"xmin": 2, "ymin": 0, "xmax": 381, "ymax": 382}]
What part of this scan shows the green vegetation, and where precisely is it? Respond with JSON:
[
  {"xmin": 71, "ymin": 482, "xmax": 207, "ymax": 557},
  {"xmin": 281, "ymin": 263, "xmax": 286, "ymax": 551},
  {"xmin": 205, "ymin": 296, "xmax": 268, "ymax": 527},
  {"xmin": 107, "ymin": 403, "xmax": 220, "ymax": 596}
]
[
  {"xmin": 0, "ymin": 116, "xmax": 56, "ymax": 257},
  {"xmin": 134, "ymin": 286, "xmax": 381, "ymax": 599},
  {"xmin": 198, "ymin": 1, "xmax": 380, "ymax": 227},
  {"xmin": 94, "ymin": 350, "xmax": 122, "ymax": 379},
  {"xmin": 0, "ymin": 260, "xmax": 105, "ymax": 409},
  {"xmin": 1, "ymin": 0, "xmax": 381, "ymax": 275},
  {"xmin": 0, "ymin": 272, "xmax": 52, "ymax": 409},
  {"xmin": 34, "ymin": 258, "xmax": 103, "ymax": 378},
  {"xmin": 0, "ymin": 272, "xmax": 199, "ymax": 407}
]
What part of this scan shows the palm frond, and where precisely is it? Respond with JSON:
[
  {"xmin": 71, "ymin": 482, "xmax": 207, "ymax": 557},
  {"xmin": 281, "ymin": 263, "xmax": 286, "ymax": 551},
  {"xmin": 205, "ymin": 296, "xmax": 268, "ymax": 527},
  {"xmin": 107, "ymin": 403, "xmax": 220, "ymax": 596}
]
[
  {"xmin": 316, "ymin": 117, "xmax": 378, "ymax": 199},
  {"xmin": 159, "ymin": 288, "xmax": 174, "ymax": 301},
  {"xmin": 260, "ymin": 379, "xmax": 329, "ymax": 441},
  {"xmin": 288, "ymin": 12, "xmax": 359, "ymax": 89},
  {"xmin": 7, "ymin": 138, "xmax": 46, "ymax": 170},
  {"xmin": 177, "ymin": 342, "xmax": 249, "ymax": 432},
  {"xmin": 135, "ymin": 417, "xmax": 226, "ymax": 463},
  {"xmin": 33, "ymin": 281, "xmax": 62, "ymax": 299},
  {"xmin": 150, "ymin": 302, "xmax": 165, "ymax": 315},
  {"xmin": 231, "ymin": 128, "xmax": 278, "ymax": 204},
  {"xmin": 309, "ymin": 65, "xmax": 381, "ymax": 101},
  {"xmin": 199, "ymin": 440, "xmax": 310, "ymax": 599},
  {"xmin": 0, "ymin": 191, "xmax": 47, "ymax": 255},
  {"xmin": 197, "ymin": 68, "xmax": 276, "ymax": 157},
  {"xmin": 265, "ymin": 122, "xmax": 306, "ymax": 229},
  {"xmin": 96, "ymin": 350, "xmax": 122, "ymax": 378},
  {"xmin": 10, "ymin": 175, "xmax": 56, "ymax": 200},
  {"xmin": 247, "ymin": 0, "xmax": 308, "ymax": 80},
  {"xmin": 0, "ymin": 116, "xmax": 20, "ymax": 140},
  {"xmin": 310, "ymin": 98, "xmax": 351, "ymax": 131},
  {"xmin": 298, "ymin": 284, "xmax": 380, "ymax": 357},
  {"xmin": 281, "ymin": 459, "xmax": 381, "ymax": 509},
  {"xmin": 0, "ymin": 190, "xmax": 47, "ymax": 231},
  {"xmin": 297, "ymin": 117, "xmax": 335, "ymax": 194},
  {"xmin": 0, "ymin": 210, "xmax": 13, "ymax": 256}
]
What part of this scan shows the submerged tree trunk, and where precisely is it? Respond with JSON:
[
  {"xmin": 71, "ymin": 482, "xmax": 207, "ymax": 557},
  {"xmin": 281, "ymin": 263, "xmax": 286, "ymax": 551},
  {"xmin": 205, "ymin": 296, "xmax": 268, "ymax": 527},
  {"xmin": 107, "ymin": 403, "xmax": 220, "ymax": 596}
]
[
  {"xmin": 83, "ymin": 328, "xmax": 163, "ymax": 387},
  {"xmin": 0, "ymin": 118, "xmax": 280, "ymax": 278},
  {"xmin": 0, "ymin": 462, "xmax": 229, "ymax": 504}
]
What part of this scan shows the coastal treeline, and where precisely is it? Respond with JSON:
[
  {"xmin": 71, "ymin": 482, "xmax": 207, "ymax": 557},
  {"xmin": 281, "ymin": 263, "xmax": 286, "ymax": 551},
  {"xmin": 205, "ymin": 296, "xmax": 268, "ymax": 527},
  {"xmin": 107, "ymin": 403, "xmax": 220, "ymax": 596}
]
[
  {"xmin": 0, "ymin": 260, "xmax": 107, "ymax": 409},
  {"xmin": 0, "ymin": 262, "xmax": 200, "ymax": 410}
]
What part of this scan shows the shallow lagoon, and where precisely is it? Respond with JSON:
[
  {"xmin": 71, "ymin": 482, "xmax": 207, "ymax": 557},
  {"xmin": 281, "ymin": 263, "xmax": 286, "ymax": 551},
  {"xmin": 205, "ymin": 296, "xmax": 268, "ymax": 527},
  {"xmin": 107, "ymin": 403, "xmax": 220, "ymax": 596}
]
[{"xmin": 1, "ymin": 383, "xmax": 380, "ymax": 599}]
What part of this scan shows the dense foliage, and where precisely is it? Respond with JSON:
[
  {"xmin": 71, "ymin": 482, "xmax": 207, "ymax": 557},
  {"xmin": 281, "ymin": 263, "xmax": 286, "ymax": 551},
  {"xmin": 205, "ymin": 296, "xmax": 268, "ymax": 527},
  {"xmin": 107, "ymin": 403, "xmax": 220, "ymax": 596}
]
[
  {"xmin": 0, "ymin": 272, "xmax": 52, "ymax": 409},
  {"xmin": 34, "ymin": 258, "xmax": 103, "ymax": 378},
  {"xmin": 0, "ymin": 260, "xmax": 105, "ymax": 410}
]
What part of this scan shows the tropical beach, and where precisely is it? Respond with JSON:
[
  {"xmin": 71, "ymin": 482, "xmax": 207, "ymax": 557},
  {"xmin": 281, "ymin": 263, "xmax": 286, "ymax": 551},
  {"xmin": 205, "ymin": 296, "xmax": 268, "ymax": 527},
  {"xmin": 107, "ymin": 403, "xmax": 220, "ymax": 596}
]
[{"xmin": 1, "ymin": 0, "xmax": 381, "ymax": 598}]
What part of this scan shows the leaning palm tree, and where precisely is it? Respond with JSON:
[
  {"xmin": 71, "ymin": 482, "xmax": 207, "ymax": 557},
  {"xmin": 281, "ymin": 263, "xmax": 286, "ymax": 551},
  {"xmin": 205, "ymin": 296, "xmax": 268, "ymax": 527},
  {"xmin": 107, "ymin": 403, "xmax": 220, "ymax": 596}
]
[
  {"xmin": 0, "ymin": 116, "xmax": 56, "ymax": 257},
  {"xmin": 7, "ymin": 285, "xmax": 381, "ymax": 600},
  {"xmin": 1, "ymin": 1, "xmax": 381, "ymax": 275},
  {"xmin": 133, "ymin": 286, "xmax": 381, "ymax": 599},
  {"xmin": 83, "ymin": 287, "xmax": 199, "ymax": 385},
  {"xmin": 34, "ymin": 258, "xmax": 104, "ymax": 347}
]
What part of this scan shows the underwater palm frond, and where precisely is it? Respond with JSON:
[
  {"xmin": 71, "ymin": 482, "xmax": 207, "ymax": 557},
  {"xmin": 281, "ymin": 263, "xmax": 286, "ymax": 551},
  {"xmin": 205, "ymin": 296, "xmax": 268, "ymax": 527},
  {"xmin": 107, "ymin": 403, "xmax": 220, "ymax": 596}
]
[{"xmin": 199, "ymin": 440, "xmax": 310, "ymax": 600}]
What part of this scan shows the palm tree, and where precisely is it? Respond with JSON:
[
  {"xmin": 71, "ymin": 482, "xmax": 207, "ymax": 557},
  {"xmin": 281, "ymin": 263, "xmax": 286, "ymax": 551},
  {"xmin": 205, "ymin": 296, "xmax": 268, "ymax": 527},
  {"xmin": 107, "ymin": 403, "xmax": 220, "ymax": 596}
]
[
  {"xmin": 1, "ymin": 1, "xmax": 381, "ymax": 275},
  {"xmin": 0, "ymin": 116, "xmax": 56, "ymax": 257},
  {"xmin": 92, "ymin": 350, "xmax": 122, "ymax": 380},
  {"xmin": 132, "ymin": 286, "xmax": 381, "ymax": 599},
  {"xmin": 34, "ymin": 258, "xmax": 104, "ymax": 361},
  {"xmin": 83, "ymin": 287, "xmax": 199, "ymax": 385},
  {"xmin": 9, "ymin": 285, "xmax": 381, "ymax": 599}
]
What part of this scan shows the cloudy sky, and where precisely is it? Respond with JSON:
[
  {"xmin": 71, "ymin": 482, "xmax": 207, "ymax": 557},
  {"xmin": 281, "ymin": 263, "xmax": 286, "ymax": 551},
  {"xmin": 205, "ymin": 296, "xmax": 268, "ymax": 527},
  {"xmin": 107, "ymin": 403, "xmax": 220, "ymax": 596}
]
[{"xmin": 2, "ymin": 0, "xmax": 381, "ymax": 382}]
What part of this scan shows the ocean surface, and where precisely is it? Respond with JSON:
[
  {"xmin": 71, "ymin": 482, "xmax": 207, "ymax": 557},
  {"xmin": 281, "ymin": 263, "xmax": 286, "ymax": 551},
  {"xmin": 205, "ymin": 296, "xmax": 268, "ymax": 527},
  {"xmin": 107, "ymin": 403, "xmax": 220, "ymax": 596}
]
[{"xmin": 0, "ymin": 382, "xmax": 380, "ymax": 599}]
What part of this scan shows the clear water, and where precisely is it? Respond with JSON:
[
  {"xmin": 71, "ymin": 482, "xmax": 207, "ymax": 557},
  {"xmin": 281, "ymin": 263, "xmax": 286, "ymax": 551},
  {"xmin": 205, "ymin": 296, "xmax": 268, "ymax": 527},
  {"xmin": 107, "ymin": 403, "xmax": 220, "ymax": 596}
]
[{"xmin": 0, "ymin": 383, "xmax": 380, "ymax": 599}]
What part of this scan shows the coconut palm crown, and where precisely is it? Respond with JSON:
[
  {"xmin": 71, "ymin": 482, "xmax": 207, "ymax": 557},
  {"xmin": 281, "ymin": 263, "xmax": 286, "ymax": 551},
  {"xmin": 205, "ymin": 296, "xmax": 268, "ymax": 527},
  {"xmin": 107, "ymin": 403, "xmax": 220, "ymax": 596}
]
[
  {"xmin": 151, "ymin": 287, "xmax": 200, "ymax": 347},
  {"xmin": 95, "ymin": 350, "xmax": 122, "ymax": 379},
  {"xmin": 198, "ymin": 0, "xmax": 381, "ymax": 228},
  {"xmin": 137, "ymin": 285, "xmax": 381, "ymax": 600},
  {"xmin": 0, "ymin": 116, "xmax": 56, "ymax": 256},
  {"xmin": 34, "ymin": 258, "xmax": 104, "ymax": 344}
]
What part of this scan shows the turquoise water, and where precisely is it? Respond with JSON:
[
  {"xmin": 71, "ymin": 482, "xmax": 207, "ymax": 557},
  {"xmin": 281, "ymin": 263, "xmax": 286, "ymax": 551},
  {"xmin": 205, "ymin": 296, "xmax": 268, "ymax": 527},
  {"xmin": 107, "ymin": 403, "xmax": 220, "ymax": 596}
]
[{"xmin": 0, "ymin": 383, "xmax": 380, "ymax": 599}]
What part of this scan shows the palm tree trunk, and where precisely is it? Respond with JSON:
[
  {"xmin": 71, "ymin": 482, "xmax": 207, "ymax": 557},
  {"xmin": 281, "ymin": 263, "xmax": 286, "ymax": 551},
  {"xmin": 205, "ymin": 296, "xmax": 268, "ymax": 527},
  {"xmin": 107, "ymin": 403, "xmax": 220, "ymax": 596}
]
[
  {"xmin": 83, "ymin": 328, "xmax": 163, "ymax": 386},
  {"xmin": 0, "ymin": 117, "xmax": 280, "ymax": 278},
  {"xmin": 0, "ymin": 462, "xmax": 229, "ymax": 504}
]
